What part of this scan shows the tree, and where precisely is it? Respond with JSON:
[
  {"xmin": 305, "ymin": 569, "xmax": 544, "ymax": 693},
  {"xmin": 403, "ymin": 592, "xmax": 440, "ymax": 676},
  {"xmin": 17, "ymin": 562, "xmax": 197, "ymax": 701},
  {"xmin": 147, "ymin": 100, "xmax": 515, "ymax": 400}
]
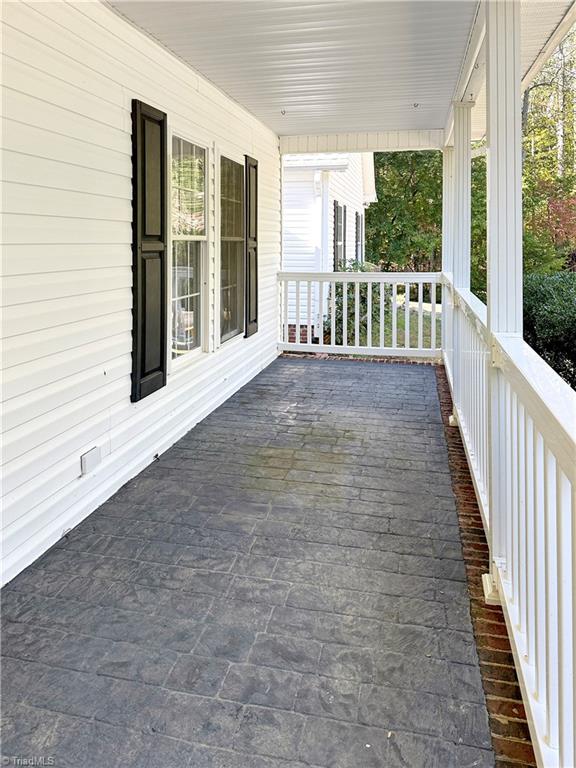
[{"xmin": 365, "ymin": 151, "xmax": 442, "ymax": 271}]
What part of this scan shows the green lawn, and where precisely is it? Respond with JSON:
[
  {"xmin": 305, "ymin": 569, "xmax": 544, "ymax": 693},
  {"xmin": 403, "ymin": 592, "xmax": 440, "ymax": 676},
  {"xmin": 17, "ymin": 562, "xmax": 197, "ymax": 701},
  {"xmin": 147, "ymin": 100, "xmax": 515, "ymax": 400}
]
[{"xmin": 321, "ymin": 286, "xmax": 441, "ymax": 351}]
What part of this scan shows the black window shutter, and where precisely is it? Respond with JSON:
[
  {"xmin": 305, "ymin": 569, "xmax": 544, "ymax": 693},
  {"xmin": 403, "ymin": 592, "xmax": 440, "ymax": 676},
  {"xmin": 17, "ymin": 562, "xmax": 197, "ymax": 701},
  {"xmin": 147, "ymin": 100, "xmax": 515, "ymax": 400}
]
[
  {"xmin": 355, "ymin": 211, "xmax": 361, "ymax": 260},
  {"xmin": 244, "ymin": 155, "xmax": 258, "ymax": 337},
  {"xmin": 333, "ymin": 200, "xmax": 340, "ymax": 270},
  {"xmin": 131, "ymin": 100, "xmax": 168, "ymax": 402}
]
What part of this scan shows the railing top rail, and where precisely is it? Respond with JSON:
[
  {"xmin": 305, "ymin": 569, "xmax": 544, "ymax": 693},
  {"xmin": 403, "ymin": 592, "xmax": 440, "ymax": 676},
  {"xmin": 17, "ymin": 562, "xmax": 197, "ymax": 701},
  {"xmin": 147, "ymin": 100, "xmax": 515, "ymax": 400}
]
[
  {"xmin": 494, "ymin": 333, "xmax": 576, "ymax": 477},
  {"xmin": 278, "ymin": 271, "xmax": 442, "ymax": 283},
  {"xmin": 445, "ymin": 279, "xmax": 488, "ymax": 331}
]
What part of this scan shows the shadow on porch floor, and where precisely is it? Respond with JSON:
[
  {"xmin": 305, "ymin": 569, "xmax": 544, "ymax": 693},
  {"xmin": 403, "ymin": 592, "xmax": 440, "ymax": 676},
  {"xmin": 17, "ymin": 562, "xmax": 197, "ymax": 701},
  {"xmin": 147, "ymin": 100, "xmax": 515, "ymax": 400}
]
[{"xmin": 1, "ymin": 358, "xmax": 494, "ymax": 768}]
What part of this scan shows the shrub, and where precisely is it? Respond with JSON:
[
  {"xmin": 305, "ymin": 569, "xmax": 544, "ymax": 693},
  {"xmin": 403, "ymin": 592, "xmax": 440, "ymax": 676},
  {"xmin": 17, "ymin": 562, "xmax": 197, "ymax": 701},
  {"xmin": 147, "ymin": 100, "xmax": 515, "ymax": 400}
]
[{"xmin": 523, "ymin": 272, "xmax": 576, "ymax": 389}]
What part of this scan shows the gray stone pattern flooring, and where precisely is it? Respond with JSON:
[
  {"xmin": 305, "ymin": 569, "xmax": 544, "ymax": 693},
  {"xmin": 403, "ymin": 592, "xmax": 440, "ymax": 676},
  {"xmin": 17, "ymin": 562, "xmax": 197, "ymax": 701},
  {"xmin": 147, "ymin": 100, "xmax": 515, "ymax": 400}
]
[{"xmin": 1, "ymin": 359, "xmax": 495, "ymax": 768}]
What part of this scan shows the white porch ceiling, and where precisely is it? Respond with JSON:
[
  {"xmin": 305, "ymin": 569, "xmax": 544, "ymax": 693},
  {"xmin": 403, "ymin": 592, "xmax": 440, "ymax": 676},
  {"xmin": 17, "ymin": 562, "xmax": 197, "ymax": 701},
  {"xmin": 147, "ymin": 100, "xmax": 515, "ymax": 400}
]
[
  {"xmin": 110, "ymin": 0, "xmax": 574, "ymax": 141},
  {"xmin": 110, "ymin": 0, "xmax": 478, "ymax": 135}
]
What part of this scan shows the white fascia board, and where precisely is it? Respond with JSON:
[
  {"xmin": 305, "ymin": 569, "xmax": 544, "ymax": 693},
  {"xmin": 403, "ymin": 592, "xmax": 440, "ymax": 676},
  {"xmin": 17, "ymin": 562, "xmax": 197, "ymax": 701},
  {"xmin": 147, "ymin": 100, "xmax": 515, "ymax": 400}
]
[
  {"xmin": 280, "ymin": 131, "xmax": 444, "ymax": 155},
  {"xmin": 283, "ymin": 153, "xmax": 349, "ymax": 171}
]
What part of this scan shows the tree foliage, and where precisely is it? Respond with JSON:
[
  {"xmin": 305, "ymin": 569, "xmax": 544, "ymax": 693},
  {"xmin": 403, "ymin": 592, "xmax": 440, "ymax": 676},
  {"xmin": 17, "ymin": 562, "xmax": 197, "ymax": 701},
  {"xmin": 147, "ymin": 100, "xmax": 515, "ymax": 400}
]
[
  {"xmin": 365, "ymin": 151, "xmax": 442, "ymax": 272},
  {"xmin": 524, "ymin": 272, "xmax": 576, "ymax": 388}
]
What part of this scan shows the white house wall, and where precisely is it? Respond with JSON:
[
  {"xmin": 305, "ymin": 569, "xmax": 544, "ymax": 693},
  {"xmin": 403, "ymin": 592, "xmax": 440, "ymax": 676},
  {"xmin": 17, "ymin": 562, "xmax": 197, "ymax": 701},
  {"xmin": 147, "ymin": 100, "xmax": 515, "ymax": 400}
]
[
  {"xmin": 1, "ymin": 0, "xmax": 281, "ymax": 584},
  {"xmin": 281, "ymin": 168, "xmax": 322, "ymax": 324}
]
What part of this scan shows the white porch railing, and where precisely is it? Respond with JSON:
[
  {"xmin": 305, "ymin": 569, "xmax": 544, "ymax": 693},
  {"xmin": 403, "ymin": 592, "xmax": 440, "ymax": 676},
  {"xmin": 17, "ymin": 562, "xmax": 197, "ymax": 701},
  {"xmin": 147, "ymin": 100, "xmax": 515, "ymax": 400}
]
[
  {"xmin": 444, "ymin": 278, "xmax": 576, "ymax": 768},
  {"xmin": 278, "ymin": 271, "xmax": 442, "ymax": 357},
  {"xmin": 278, "ymin": 268, "xmax": 576, "ymax": 768}
]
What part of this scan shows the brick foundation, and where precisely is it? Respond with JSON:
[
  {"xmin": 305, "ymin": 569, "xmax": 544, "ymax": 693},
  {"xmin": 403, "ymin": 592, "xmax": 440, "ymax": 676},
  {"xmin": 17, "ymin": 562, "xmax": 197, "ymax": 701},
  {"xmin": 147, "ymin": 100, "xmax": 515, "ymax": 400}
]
[
  {"xmin": 435, "ymin": 366, "xmax": 537, "ymax": 768},
  {"xmin": 286, "ymin": 324, "xmax": 315, "ymax": 344}
]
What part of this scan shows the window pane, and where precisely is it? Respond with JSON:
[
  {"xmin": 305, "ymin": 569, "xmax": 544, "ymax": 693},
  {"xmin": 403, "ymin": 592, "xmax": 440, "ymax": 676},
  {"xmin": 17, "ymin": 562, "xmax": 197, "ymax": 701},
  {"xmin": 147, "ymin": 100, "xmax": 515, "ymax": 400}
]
[
  {"xmin": 220, "ymin": 157, "xmax": 245, "ymax": 341},
  {"xmin": 172, "ymin": 137, "xmax": 205, "ymax": 236},
  {"xmin": 171, "ymin": 240, "xmax": 202, "ymax": 357}
]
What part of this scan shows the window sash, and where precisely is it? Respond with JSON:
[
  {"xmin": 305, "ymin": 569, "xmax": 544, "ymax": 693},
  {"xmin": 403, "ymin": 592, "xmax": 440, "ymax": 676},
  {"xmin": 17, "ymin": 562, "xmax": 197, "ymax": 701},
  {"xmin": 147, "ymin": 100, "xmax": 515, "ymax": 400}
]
[{"xmin": 170, "ymin": 133, "xmax": 208, "ymax": 361}]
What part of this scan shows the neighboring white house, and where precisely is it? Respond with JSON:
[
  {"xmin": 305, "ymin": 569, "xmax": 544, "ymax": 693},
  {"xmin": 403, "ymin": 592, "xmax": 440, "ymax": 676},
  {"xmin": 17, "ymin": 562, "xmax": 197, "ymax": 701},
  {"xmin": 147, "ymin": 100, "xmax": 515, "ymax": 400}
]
[
  {"xmin": 282, "ymin": 153, "xmax": 377, "ymax": 330},
  {"xmin": 282, "ymin": 152, "xmax": 377, "ymax": 273}
]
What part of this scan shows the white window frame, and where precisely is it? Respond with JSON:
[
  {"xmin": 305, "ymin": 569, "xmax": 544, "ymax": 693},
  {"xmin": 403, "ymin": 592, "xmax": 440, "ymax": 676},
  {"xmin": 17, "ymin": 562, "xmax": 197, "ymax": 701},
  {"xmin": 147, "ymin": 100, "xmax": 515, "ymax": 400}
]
[
  {"xmin": 167, "ymin": 129, "xmax": 210, "ymax": 372},
  {"xmin": 217, "ymin": 149, "xmax": 246, "ymax": 347}
]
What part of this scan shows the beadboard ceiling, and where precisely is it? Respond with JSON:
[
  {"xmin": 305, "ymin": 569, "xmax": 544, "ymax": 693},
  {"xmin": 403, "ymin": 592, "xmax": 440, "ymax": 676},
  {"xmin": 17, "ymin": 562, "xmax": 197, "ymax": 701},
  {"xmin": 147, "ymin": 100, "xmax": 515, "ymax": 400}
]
[{"xmin": 110, "ymin": 0, "xmax": 574, "ymax": 139}]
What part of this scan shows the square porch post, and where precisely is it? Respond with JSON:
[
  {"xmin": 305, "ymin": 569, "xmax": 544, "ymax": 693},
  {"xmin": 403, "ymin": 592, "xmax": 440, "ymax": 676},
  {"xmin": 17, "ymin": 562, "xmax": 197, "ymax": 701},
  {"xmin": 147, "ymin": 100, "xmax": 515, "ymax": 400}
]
[
  {"xmin": 483, "ymin": 0, "xmax": 523, "ymax": 604},
  {"xmin": 449, "ymin": 102, "xmax": 473, "ymax": 419},
  {"xmin": 441, "ymin": 147, "xmax": 454, "ymax": 369}
]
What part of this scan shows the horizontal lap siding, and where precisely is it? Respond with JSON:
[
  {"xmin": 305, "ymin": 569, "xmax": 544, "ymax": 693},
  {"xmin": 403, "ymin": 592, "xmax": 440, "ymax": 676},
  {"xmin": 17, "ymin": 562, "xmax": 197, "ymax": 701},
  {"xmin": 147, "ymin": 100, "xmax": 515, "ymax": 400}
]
[
  {"xmin": 1, "ymin": 0, "xmax": 281, "ymax": 583},
  {"xmin": 281, "ymin": 168, "xmax": 321, "ymax": 322}
]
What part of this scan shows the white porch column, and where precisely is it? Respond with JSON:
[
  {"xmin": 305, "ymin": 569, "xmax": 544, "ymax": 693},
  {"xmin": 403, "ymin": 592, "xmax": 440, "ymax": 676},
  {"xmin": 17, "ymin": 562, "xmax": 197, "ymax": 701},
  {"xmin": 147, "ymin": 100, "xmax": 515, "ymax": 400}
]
[
  {"xmin": 452, "ymin": 102, "xmax": 473, "ymax": 291},
  {"xmin": 449, "ymin": 103, "xmax": 473, "ymax": 418},
  {"xmin": 441, "ymin": 147, "xmax": 455, "ymax": 376},
  {"xmin": 486, "ymin": 0, "xmax": 523, "ymax": 334},
  {"xmin": 441, "ymin": 147, "xmax": 454, "ymax": 276},
  {"xmin": 483, "ymin": 0, "xmax": 523, "ymax": 604}
]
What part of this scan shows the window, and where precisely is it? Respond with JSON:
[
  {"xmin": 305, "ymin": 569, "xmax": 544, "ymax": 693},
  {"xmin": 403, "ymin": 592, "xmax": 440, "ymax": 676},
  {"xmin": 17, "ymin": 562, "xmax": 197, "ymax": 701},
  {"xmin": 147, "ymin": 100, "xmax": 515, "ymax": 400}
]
[
  {"xmin": 333, "ymin": 201, "xmax": 346, "ymax": 269},
  {"xmin": 220, "ymin": 156, "xmax": 245, "ymax": 341},
  {"xmin": 171, "ymin": 136, "xmax": 206, "ymax": 358}
]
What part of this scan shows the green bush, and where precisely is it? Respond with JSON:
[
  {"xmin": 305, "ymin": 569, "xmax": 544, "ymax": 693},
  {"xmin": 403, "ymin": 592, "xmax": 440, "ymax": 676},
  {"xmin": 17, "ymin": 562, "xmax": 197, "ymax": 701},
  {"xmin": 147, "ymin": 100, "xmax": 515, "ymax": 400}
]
[{"xmin": 523, "ymin": 272, "xmax": 576, "ymax": 389}]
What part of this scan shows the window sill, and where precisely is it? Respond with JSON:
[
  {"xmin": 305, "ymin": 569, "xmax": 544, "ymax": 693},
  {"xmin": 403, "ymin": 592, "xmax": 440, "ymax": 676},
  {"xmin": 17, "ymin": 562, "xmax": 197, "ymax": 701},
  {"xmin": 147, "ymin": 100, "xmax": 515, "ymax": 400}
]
[{"xmin": 169, "ymin": 345, "xmax": 204, "ymax": 375}]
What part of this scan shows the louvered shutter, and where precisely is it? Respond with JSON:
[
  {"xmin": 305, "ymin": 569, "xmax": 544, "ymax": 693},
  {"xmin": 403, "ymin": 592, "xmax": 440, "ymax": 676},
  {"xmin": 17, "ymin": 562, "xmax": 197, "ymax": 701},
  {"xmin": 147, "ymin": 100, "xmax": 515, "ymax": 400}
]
[
  {"xmin": 130, "ymin": 100, "xmax": 168, "ymax": 402},
  {"xmin": 244, "ymin": 155, "xmax": 258, "ymax": 337}
]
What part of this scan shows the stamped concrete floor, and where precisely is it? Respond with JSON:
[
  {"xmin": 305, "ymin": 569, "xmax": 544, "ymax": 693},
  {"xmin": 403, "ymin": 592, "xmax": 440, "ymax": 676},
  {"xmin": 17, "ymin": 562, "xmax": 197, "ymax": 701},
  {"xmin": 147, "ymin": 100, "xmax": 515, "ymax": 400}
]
[{"xmin": 1, "ymin": 358, "xmax": 495, "ymax": 768}]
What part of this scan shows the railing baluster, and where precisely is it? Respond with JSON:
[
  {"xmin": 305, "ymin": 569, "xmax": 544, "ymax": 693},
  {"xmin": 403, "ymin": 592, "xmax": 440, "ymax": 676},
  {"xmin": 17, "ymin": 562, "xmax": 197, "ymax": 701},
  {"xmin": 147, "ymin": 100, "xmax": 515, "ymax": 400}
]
[
  {"xmin": 518, "ymin": 401, "xmax": 526, "ymax": 636},
  {"xmin": 526, "ymin": 413, "xmax": 535, "ymax": 666},
  {"xmin": 379, "ymin": 282, "xmax": 384, "ymax": 349},
  {"xmin": 404, "ymin": 282, "xmax": 410, "ymax": 349},
  {"xmin": 557, "ymin": 471, "xmax": 574, "ymax": 766},
  {"xmin": 430, "ymin": 281, "xmax": 436, "ymax": 351},
  {"xmin": 392, "ymin": 283, "xmax": 397, "ymax": 348},
  {"xmin": 307, "ymin": 280, "xmax": 312, "ymax": 344},
  {"xmin": 330, "ymin": 280, "xmax": 336, "ymax": 346},
  {"xmin": 283, "ymin": 279, "xmax": 289, "ymax": 343},
  {"xmin": 511, "ymin": 391, "xmax": 519, "ymax": 605},
  {"xmin": 545, "ymin": 448, "xmax": 559, "ymax": 750},
  {"xmin": 535, "ymin": 430, "xmax": 546, "ymax": 704},
  {"xmin": 354, "ymin": 282, "xmax": 360, "ymax": 347},
  {"xmin": 367, "ymin": 282, "xmax": 372, "ymax": 348},
  {"xmin": 295, "ymin": 280, "xmax": 301, "ymax": 345},
  {"xmin": 318, "ymin": 280, "xmax": 324, "ymax": 344},
  {"xmin": 342, "ymin": 280, "xmax": 348, "ymax": 347},
  {"xmin": 417, "ymin": 282, "xmax": 423, "ymax": 351}
]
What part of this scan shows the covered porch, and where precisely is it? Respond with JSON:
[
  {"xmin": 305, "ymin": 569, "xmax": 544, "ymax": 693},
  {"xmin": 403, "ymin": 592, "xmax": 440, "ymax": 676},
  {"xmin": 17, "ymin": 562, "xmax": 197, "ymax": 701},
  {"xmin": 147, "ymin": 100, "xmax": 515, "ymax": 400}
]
[
  {"xmin": 2, "ymin": 357, "xmax": 494, "ymax": 767},
  {"xmin": 2, "ymin": 0, "xmax": 576, "ymax": 766}
]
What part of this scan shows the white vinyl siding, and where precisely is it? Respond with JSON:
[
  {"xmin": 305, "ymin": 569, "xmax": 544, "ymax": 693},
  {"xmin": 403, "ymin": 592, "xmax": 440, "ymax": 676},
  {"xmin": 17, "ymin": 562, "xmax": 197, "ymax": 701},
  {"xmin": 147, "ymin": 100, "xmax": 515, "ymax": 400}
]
[
  {"xmin": 281, "ymin": 169, "xmax": 322, "ymax": 324},
  {"xmin": 1, "ymin": 0, "xmax": 281, "ymax": 584}
]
